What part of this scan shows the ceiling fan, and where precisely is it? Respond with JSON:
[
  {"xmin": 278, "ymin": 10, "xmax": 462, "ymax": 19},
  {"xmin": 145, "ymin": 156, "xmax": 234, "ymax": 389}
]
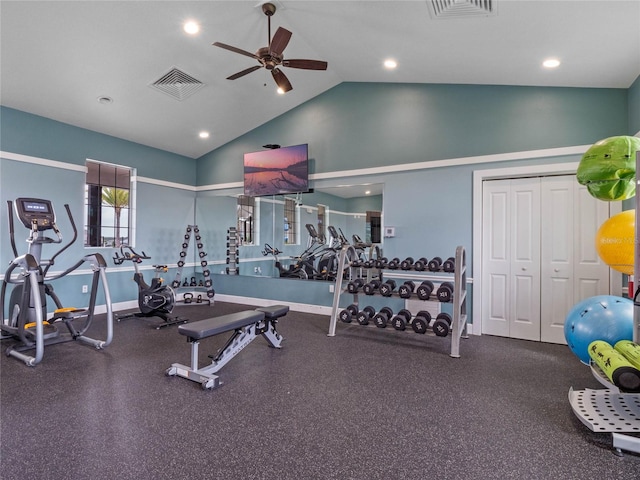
[{"xmin": 213, "ymin": 2, "xmax": 328, "ymax": 93}]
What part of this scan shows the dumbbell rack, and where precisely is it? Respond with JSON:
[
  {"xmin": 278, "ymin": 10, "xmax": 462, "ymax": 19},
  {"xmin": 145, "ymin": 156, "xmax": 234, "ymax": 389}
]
[
  {"xmin": 226, "ymin": 227, "xmax": 239, "ymax": 275},
  {"xmin": 172, "ymin": 225, "xmax": 215, "ymax": 305},
  {"xmin": 328, "ymin": 245, "xmax": 468, "ymax": 358}
]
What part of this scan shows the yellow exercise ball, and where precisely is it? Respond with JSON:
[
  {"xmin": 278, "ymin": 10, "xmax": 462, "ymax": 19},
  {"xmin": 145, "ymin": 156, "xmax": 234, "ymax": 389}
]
[{"xmin": 595, "ymin": 210, "xmax": 635, "ymax": 275}]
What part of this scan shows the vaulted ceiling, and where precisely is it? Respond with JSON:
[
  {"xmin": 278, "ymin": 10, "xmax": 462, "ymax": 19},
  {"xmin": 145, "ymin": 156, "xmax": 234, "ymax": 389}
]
[{"xmin": 1, "ymin": 1, "xmax": 639, "ymax": 159}]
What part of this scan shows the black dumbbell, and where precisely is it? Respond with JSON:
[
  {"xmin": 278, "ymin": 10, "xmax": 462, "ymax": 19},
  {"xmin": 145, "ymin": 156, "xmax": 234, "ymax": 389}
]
[
  {"xmin": 400, "ymin": 257, "xmax": 414, "ymax": 270},
  {"xmin": 379, "ymin": 279, "xmax": 397, "ymax": 297},
  {"xmin": 433, "ymin": 313, "xmax": 452, "ymax": 337},
  {"xmin": 347, "ymin": 278, "xmax": 364, "ymax": 294},
  {"xmin": 411, "ymin": 313, "xmax": 430, "ymax": 334},
  {"xmin": 350, "ymin": 259, "xmax": 361, "ymax": 268},
  {"xmin": 436, "ymin": 282, "xmax": 454, "ymax": 302},
  {"xmin": 363, "ymin": 280, "xmax": 381, "ymax": 295},
  {"xmin": 416, "ymin": 280, "xmax": 435, "ymax": 300},
  {"xmin": 387, "ymin": 258, "xmax": 400, "ymax": 270},
  {"xmin": 413, "ymin": 257, "xmax": 428, "ymax": 271},
  {"xmin": 392, "ymin": 309, "xmax": 412, "ymax": 331},
  {"xmin": 374, "ymin": 257, "xmax": 388, "ymax": 269},
  {"xmin": 339, "ymin": 304, "xmax": 359, "ymax": 323},
  {"xmin": 356, "ymin": 306, "xmax": 376, "ymax": 325},
  {"xmin": 427, "ymin": 257, "xmax": 442, "ymax": 271},
  {"xmin": 398, "ymin": 281, "xmax": 415, "ymax": 299},
  {"xmin": 373, "ymin": 307, "xmax": 394, "ymax": 328},
  {"xmin": 442, "ymin": 257, "xmax": 456, "ymax": 273}
]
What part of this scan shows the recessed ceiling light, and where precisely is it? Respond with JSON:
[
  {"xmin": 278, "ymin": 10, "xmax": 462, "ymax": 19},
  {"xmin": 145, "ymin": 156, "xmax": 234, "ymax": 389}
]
[
  {"xmin": 199, "ymin": 131, "xmax": 210, "ymax": 139},
  {"xmin": 184, "ymin": 21, "xmax": 200, "ymax": 35},
  {"xmin": 543, "ymin": 58, "xmax": 561, "ymax": 68},
  {"xmin": 277, "ymin": 87, "xmax": 285, "ymax": 95},
  {"xmin": 383, "ymin": 59, "xmax": 397, "ymax": 70},
  {"xmin": 97, "ymin": 96, "xmax": 113, "ymax": 104},
  {"xmin": 365, "ymin": 190, "xmax": 371, "ymax": 195}
]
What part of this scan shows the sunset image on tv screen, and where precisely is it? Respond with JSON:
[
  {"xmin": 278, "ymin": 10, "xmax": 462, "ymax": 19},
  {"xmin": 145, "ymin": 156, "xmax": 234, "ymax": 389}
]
[{"xmin": 244, "ymin": 144, "xmax": 308, "ymax": 196}]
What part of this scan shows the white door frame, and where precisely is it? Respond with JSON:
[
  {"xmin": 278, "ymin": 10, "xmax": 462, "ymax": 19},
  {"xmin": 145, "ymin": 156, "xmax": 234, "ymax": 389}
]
[{"xmin": 472, "ymin": 161, "xmax": 622, "ymax": 336}]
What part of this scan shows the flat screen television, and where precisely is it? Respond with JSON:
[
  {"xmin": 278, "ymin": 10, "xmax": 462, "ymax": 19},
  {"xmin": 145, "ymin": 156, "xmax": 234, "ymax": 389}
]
[{"xmin": 243, "ymin": 144, "xmax": 309, "ymax": 197}]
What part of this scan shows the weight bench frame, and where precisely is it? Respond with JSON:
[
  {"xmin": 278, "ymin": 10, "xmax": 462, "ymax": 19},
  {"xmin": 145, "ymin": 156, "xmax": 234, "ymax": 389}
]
[{"xmin": 166, "ymin": 305, "xmax": 287, "ymax": 389}]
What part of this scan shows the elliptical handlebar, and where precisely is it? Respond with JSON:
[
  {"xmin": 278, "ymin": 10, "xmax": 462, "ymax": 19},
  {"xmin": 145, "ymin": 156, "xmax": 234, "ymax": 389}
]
[
  {"xmin": 7, "ymin": 201, "xmax": 19, "ymax": 258},
  {"xmin": 43, "ymin": 204, "xmax": 77, "ymax": 276}
]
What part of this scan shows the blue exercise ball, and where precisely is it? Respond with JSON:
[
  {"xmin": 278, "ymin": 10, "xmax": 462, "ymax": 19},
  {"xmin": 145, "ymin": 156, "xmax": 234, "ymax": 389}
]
[{"xmin": 564, "ymin": 295, "xmax": 634, "ymax": 364}]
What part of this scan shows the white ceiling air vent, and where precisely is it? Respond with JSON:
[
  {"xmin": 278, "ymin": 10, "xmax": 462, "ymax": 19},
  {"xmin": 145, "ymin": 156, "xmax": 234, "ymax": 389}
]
[
  {"xmin": 427, "ymin": 0, "xmax": 497, "ymax": 19},
  {"xmin": 149, "ymin": 67, "xmax": 205, "ymax": 101}
]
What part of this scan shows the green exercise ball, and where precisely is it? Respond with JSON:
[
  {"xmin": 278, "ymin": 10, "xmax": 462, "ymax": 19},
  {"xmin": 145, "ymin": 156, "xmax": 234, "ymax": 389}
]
[{"xmin": 576, "ymin": 135, "xmax": 640, "ymax": 201}]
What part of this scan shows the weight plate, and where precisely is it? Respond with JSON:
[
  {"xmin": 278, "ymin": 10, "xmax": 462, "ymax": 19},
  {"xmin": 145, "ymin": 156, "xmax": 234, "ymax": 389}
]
[
  {"xmin": 347, "ymin": 304, "xmax": 359, "ymax": 316},
  {"xmin": 374, "ymin": 313, "xmax": 387, "ymax": 328},
  {"xmin": 436, "ymin": 312, "xmax": 452, "ymax": 326},
  {"xmin": 412, "ymin": 316, "xmax": 428, "ymax": 334},
  {"xmin": 392, "ymin": 315, "xmax": 406, "ymax": 331},
  {"xmin": 339, "ymin": 309, "xmax": 353, "ymax": 323},
  {"xmin": 398, "ymin": 285, "xmax": 412, "ymax": 298},
  {"xmin": 433, "ymin": 319, "xmax": 450, "ymax": 337},
  {"xmin": 443, "ymin": 258, "xmax": 455, "ymax": 272}
]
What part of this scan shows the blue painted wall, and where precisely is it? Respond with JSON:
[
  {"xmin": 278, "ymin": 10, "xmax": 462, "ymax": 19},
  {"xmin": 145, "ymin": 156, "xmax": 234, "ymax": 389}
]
[
  {"xmin": 629, "ymin": 75, "xmax": 640, "ymax": 135},
  {"xmin": 1, "ymin": 78, "xmax": 637, "ymax": 317},
  {"xmin": 196, "ymin": 83, "xmax": 629, "ymax": 184},
  {"xmin": 1, "ymin": 106, "xmax": 196, "ymax": 183}
]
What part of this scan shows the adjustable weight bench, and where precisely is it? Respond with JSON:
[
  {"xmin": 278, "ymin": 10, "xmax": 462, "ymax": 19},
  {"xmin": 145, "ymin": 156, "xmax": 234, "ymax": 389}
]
[{"xmin": 166, "ymin": 305, "xmax": 288, "ymax": 389}]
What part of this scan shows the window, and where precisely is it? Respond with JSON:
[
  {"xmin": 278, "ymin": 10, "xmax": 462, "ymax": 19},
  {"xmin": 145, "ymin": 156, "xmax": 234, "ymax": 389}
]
[
  {"xmin": 237, "ymin": 195, "xmax": 256, "ymax": 245},
  {"xmin": 284, "ymin": 197, "xmax": 297, "ymax": 245},
  {"xmin": 85, "ymin": 160, "xmax": 132, "ymax": 247}
]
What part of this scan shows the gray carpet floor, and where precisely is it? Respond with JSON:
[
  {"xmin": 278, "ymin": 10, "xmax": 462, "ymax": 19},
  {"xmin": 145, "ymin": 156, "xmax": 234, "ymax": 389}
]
[{"xmin": 1, "ymin": 301, "xmax": 638, "ymax": 479}]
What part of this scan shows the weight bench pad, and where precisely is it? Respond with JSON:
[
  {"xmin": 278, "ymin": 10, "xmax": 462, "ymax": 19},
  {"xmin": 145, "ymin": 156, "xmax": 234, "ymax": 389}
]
[
  {"xmin": 256, "ymin": 305, "xmax": 289, "ymax": 319},
  {"xmin": 178, "ymin": 311, "xmax": 265, "ymax": 340}
]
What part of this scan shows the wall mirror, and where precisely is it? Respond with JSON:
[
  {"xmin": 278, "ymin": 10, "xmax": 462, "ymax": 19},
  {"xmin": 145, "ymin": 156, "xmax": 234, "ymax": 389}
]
[{"xmin": 196, "ymin": 184, "xmax": 383, "ymax": 278}]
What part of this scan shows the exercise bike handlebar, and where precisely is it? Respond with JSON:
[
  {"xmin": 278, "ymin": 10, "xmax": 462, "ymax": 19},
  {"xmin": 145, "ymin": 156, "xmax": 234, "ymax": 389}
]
[
  {"xmin": 112, "ymin": 245, "xmax": 150, "ymax": 265},
  {"xmin": 262, "ymin": 244, "xmax": 282, "ymax": 256}
]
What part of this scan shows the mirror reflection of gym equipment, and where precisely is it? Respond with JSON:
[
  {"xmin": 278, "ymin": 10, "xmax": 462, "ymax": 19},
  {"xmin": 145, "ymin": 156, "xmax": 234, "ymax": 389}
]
[{"xmin": 0, "ymin": 198, "xmax": 114, "ymax": 366}]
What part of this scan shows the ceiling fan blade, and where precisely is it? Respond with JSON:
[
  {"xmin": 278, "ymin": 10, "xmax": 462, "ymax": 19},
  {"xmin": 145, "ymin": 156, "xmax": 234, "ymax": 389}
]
[
  {"xmin": 272, "ymin": 68, "xmax": 293, "ymax": 93},
  {"xmin": 282, "ymin": 59, "xmax": 328, "ymax": 70},
  {"xmin": 269, "ymin": 27, "xmax": 292, "ymax": 57},
  {"xmin": 213, "ymin": 42, "xmax": 260, "ymax": 60},
  {"xmin": 226, "ymin": 65, "xmax": 262, "ymax": 80}
]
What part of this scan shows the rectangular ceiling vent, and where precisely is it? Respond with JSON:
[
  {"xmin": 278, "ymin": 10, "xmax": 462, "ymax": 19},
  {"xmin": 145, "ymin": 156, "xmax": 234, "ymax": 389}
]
[
  {"xmin": 427, "ymin": 0, "xmax": 497, "ymax": 19},
  {"xmin": 149, "ymin": 67, "xmax": 204, "ymax": 101}
]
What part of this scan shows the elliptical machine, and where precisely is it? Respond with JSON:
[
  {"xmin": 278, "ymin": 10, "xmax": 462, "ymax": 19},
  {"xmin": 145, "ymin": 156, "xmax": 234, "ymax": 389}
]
[
  {"xmin": 112, "ymin": 246, "xmax": 187, "ymax": 329},
  {"xmin": 0, "ymin": 198, "xmax": 114, "ymax": 366}
]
